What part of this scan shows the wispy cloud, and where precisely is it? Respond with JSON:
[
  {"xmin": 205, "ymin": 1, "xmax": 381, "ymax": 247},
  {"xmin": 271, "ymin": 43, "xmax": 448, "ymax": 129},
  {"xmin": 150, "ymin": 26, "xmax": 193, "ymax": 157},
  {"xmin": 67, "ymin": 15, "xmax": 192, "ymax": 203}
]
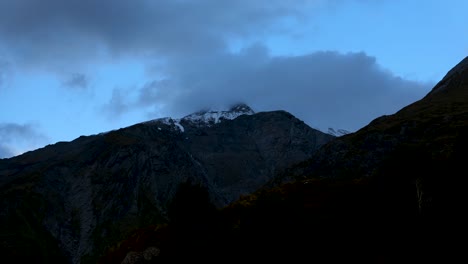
[
  {"xmin": 102, "ymin": 88, "xmax": 131, "ymax": 120},
  {"xmin": 0, "ymin": 122, "xmax": 48, "ymax": 158},
  {"xmin": 62, "ymin": 73, "xmax": 89, "ymax": 89}
]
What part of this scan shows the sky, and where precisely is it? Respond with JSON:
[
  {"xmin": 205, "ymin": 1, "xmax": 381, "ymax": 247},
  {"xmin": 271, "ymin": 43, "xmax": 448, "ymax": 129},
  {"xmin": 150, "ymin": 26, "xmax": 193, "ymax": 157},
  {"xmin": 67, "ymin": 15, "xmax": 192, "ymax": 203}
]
[{"xmin": 0, "ymin": 0, "xmax": 467, "ymax": 158}]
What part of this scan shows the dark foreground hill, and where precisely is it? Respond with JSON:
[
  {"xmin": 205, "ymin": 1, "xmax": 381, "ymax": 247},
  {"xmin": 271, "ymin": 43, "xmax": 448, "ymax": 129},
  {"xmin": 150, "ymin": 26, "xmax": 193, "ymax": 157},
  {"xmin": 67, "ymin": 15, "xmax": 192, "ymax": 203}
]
[
  {"xmin": 100, "ymin": 57, "xmax": 468, "ymax": 263},
  {"xmin": 0, "ymin": 104, "xmax": 334, "ymax": 263}
]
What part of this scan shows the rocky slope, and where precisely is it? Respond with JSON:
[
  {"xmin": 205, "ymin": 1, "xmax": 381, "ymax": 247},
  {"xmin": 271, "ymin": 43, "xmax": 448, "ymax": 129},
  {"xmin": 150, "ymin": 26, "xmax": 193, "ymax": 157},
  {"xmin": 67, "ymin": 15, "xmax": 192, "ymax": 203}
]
[{"xmin": 0, "ymin": 103, "xmax": 334, "ymax": 263}]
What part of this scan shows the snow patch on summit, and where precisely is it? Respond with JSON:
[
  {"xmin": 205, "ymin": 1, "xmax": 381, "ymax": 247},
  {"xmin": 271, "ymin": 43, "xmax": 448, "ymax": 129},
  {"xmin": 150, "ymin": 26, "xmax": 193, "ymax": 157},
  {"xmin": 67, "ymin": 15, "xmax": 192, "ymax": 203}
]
[
  {"xmin": 174, "ymin": 121, "xmax": 185, "ymax": 132},
  {"xmin": 327, "ymin": 128, "xmax": 351, "ymax": 137},
  {"xmin": 144, "ymin": 103, "xmax": 255, "ymax": 132},
  {"xmin": 181, "ymin": 104, "xmax": 254, "ymax": 126},
  {"xmin": 144, "ymin": 117, "xmax": 185, "ymax": 132}
]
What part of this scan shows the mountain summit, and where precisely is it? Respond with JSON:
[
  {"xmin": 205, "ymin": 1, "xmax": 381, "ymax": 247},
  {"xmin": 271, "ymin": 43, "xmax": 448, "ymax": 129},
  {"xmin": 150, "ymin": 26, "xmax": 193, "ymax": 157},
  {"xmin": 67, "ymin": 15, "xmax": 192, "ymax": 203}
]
[{"xmin": 144, "ymin": 103, "xmax": 255, "ymax": 132}]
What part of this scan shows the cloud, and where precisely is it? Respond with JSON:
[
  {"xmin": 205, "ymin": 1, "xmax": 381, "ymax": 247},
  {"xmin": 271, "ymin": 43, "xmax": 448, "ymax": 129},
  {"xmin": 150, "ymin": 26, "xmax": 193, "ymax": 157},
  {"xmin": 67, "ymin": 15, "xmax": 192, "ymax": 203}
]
[
  {"xmin": 0, "ymin": 0, "xmax": 314, "ymax": 71},
  {"xmin": 102, "ymin": 88, "xmax": 131, "ymax": 120},
  {"xmin": 0, "ymin": 123, "xmax": 48, "ymax": 158},
  {"xmin": 62, "ymin": 73, "xmax": 89, "ymax": 89}
]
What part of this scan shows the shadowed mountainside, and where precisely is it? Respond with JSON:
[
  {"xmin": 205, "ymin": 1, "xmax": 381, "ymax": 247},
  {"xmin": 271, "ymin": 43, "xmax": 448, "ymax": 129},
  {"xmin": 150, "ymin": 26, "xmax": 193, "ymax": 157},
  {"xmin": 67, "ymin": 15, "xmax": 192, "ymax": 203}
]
[{"xmin": 0, "ymin": 104, "xmax": 333, "ymax": 263}]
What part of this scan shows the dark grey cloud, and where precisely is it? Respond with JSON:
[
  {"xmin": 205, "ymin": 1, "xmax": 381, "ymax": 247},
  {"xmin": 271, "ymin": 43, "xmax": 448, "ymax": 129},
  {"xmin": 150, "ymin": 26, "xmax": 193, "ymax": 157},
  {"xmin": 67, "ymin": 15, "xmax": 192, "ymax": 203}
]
[
  {"xmin": 137, "ymin": 79, "xmax": 180, "ymax": 109},
  {"xmin": 0, "ymin": 0, "xmax": 310, "ymax": 70},
  {"xmin": 128, "ymin": 48, "xmax": 433, "ymax": 131},
  {"xmin": 0, "ymin": 123, "xmax": 48, "ymax": 158},
  {"xmin": 62, "ymin": 73, "xmax": 89, "ymax": 89},
  {"xmin": 102, "ymin": 88, "xmax": 131, "ymax": 119}
]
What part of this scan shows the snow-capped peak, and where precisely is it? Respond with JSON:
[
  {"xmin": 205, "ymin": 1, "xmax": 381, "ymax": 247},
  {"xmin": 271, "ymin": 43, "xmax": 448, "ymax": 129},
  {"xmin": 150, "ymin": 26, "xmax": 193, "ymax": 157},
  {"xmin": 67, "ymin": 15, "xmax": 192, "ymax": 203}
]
[
  {"xmin": 181, "ymin": 103, "xmax": 255, "ymax": 126},
  {"xmin": 327, "ymin": 128, "xmax": 351, "ymax": 137},
  {"xmin": 144, "ymin": 103, "xmax": 255, "ymax": 132}
]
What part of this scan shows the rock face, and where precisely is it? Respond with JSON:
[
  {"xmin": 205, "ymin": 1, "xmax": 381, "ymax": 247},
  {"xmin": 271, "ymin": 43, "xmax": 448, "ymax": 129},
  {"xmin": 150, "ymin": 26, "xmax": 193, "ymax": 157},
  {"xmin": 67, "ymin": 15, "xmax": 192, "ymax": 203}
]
[{"xmin": 0, "ymin": 104, "xmax": 334, "ymax": 263}]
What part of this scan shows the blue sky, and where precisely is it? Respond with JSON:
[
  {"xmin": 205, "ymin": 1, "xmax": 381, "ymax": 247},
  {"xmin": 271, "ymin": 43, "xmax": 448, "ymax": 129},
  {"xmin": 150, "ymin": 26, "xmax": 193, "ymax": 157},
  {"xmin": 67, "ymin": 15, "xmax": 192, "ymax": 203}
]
[{"xmin": 0, "ymin": 0, "xmax": 467, "ymax": 158}]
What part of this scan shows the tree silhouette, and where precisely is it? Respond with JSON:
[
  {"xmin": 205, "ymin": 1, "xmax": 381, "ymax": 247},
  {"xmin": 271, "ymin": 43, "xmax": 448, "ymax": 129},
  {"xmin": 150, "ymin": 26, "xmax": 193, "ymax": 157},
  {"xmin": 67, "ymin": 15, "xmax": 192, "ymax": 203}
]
[{"xmin": 166, "ymin": 180, "xmax": 221, "ymax": 256}]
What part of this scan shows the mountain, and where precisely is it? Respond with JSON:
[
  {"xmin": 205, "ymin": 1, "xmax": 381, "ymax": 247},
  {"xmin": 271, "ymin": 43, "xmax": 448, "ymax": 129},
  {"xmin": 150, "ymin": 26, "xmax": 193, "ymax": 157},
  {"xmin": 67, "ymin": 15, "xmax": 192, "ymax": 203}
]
[
  {"xmin": 0, "ymin": 103, "xmax": 334, "ymax": 263},
  {"xmin": 4, "ymin": 54, "xmax": 467, "ymax": 262}
]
